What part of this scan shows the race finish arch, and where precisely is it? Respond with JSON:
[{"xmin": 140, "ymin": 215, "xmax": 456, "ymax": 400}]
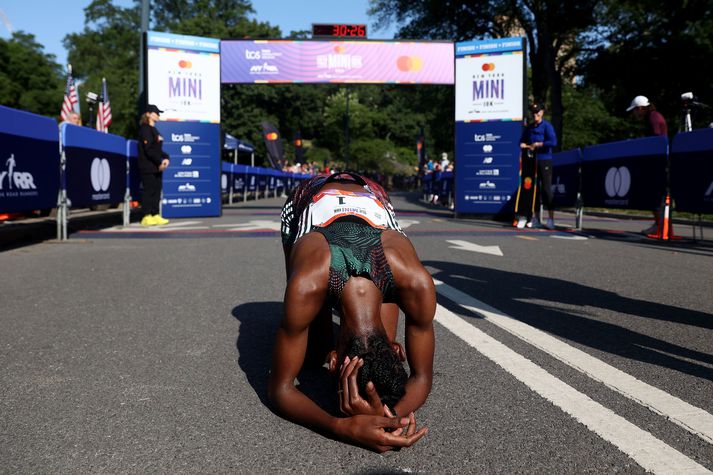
[
  {"xmin": 146, "ymin": 30, "xmax": 453, "ymax": 218},
  {"xmin": 454, "ymin": 37, "xmax": 526, "ymax": 215}
]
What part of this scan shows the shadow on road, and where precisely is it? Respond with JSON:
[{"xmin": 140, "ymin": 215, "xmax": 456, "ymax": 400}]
[
  {"xmin": 231, "ymin": 302, "xmax": 337, "ymax": 412},
  {"xmin": 425, "ymin": 261, "xmax": 713, "ymax": 382},
  {"xmin": 580, "ymin": 228, "xmax": 713, "ymax": 258}
]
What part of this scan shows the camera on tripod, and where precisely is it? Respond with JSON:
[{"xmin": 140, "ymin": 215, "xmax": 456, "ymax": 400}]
[{"xmin": 680, "ymin": 92, "xmax": 709, "ymax": 132}]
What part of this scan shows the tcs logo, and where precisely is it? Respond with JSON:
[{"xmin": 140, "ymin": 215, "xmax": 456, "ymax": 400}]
[{"xmin": 245, "ymin": 50, "xmax": 261, "ymax": 59}]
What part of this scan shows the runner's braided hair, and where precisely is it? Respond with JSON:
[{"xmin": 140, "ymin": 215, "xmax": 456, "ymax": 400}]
[{"xmin": 344, "ymin": 332, "xmax": 408, "ymax": 409}]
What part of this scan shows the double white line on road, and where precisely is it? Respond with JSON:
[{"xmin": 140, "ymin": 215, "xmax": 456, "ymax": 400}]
[{"xmin": 433, "ymin": 278, "xmax": 713, "ymax": 474}]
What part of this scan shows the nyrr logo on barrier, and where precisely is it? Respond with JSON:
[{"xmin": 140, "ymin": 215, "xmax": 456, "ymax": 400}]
[
  {"xmin": 0, "ymin": 154, "xmax": 38, "ymax": 196},
  {"xmin": 90, "ymin": 157, "xmax": 111, "ymax": 200},
  {"xmin": 604, "ymin": 166, "xmax": 631, "ymax": 205}
]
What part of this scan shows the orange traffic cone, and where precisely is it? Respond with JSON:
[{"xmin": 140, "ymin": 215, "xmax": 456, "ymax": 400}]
[{"xmin": 657, "ymin": 194, "xmax": 681, "ymax": 241}]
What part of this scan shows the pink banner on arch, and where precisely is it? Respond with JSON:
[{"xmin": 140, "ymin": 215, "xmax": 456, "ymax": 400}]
[{"xmin": 221, "ymin": 40, "xmax": 454, "ymax": 84}]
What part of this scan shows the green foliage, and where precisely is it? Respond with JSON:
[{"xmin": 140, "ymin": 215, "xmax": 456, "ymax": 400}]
[
  {"xmin": 581, "ymin": 0, "xmax": 713, "ymax": 133},
  {"xmin": 561, "ymin": 83, "xmax": 638, "ymax": 150},
  {"xmin": 0, "ymin": 32, "xmax": 64, "ymax": 117},
  {"xmin": 64, "ymin": 0, "xmax": 141, "ymax": 137}
]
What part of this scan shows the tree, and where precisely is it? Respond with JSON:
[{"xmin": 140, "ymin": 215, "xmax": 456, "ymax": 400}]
[
  {"xmin": 64, "ymin": 0, "xmax": 141, "ymax": 137},
  {"xmin": 581, "ymin": 0, "xmax": 713, "ymax": 134},
  {"xmin": 63, "ymin": 0, "xmax": 281, "ymax": 139},
  {"xmin": 0, "ymin": 32, "xmax": 63, "ymax": 117},
  {"xmin": 369, "ymin": 0, "xmax": 600, "ymax": 147}
]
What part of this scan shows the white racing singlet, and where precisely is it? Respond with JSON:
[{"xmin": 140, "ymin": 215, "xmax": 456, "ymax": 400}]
[{"xmin": 309, "ymin": 189, "xmax": 389, "ymax": 229}]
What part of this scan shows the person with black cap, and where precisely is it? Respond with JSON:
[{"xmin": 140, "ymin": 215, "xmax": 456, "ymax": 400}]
[
  {"xmin": 137, "ymin": 104, "xmax": 170, "ymax": 226},
  {"xmin": 517, "ymin": 102, "xmax": 558, "ymax": 229}
]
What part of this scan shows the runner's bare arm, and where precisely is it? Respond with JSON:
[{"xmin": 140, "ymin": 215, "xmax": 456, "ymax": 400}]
[{"xmin": 383, "ymin": 231, "xmax": 436, "ymax": 416}]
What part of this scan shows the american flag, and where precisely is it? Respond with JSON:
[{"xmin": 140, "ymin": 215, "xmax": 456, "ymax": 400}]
[
  {"xmin": 96, "ymin": 78, "xmax": 112, "ymax": 133},
  {"xmin": 60, "ymin": 66, "xmax": 79, "ymax": 122}
]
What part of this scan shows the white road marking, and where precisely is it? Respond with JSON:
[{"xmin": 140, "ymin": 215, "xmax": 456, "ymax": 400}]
[
  {"xmin": 101, "ymin": 222, "xmax": 209, "ymax": 232},
  {"xmin": 434, "ymin": 303, "xmax": 712, "ymax": 474},
  {"xmin": 397, "ymin": 219, "xmax": 419, "ymax": 229},
  {"xmin": 550, "ymin": 234, "xmax": 588, "ymax": 240},
  {"xmin": 433, "ymin": 278, "xmax": 713, "ymax": 446},
  {"xmin": 212, "ymin": 220, "xmax": 281, "ymax": 231},
  {"xmin": 447, "ymin": 239, "xmax": 503, "ymax": 257}
]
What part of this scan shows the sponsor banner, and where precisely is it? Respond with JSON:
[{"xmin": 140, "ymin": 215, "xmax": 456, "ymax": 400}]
[
  {"xmin": 670, "ymin": 128, "xmax": 713, "ymax": 214},
  {"xmin": 551, "ymin": 149, "xmax": 582, "ymax": 207},
  {"xmin": 246, "ymin": 167, "xmax": 259, "ymax": 192},
  {"xmin": 126, "ymin": 140, "xmax": 142, "ymax": 202},
  {"xmin": 160, "ymin": 122, "xmax": 221, "ymax": 218},
  {"xmin": 257, "ymin": 171, "xmax": 268, "ymax": 191},
  {"xmin": 220, "ymin": 162, "xmax": 231, "ymax": 194},
  {"xmin": 454, "ymin": 38, "xmax": 524, "ymax": 215},
  {"xmin": 582, "ymin": 136, "xmax": 667, "ymax": 210},
  {"xmin": 455, "ymin": 38, "xmax": 524, "ymax": 122},
  {"xmin": 0, "ymin": 106, "xmax": 60, "ymax": 212},
  {"xmin": 221, "ymin": 40, "xmax": 454, "ymax": 84},
  {"xmin": 454, "ymin": 121, "xmax": 521, "ymax": 214},
  {"xmin": 233, "ymin": 164, "xmax": 248, "ymax": 194},
  {"xmin": 147, "ymin": 31, "xmax": 221, "ymax": 123},
  {"xmin": 63, "ymin": 124, "xmax": 126, "ymax": 207}
]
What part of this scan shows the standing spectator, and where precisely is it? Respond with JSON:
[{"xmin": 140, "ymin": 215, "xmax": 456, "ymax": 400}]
[
  {"xmin": 60, "ymin": 112, "xmax": 81, "ymax": 127},
  {"xmin": 627, "ymin": 95, "xmax": 668, "ymax": 137},
  {"xmin": 440, "ymin": 152, "xmax": 450, "ymax": 170},
  {"xmin": 627, "ymin": 95, "xmax": 669, "ymax": 235},
  {"xmin": 519, "ymin": 102, "xmax": 558, "ymax": 229},
  {"xmin": 137, "ymin": 104, "xmax": 170, "ymax": 226}
]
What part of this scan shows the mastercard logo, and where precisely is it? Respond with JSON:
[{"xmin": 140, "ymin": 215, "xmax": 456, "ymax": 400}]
[
  {"xmin": 524, "ymin": 177, "xmax": 532, "ymax": 189},
  {"xmin": 482, "ymin": 63, "xmax": 495, "ymax": 71},
  {"xmin": 396, "ymin": 56, "xmax": 423, "ymax": 72},
  {"xmin": 334, "ymin": 45, "xmax": 346, "ymax": 54},
  {"xmin": 265, "ymin": 132, "xmax": 278, "ymax": 140},
  {"xmin": 178, "ymin": 60, "xmax": 193, "ymax": 69}
]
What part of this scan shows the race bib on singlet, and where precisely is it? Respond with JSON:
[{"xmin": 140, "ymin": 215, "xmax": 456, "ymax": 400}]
[{"xmin": 308, "ymin": 189, "xmax": 389, "ymax": 229}]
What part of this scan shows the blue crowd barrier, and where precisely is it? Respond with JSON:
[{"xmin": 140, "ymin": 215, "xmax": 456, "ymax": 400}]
[
  {"xmin": 420, "ymin": 171, "xmax": 453, "ymax": 205},
  {"xmin": 551, "ymin": 149, "xmax": 582, "ymax": 208},
  {"xmin": 220, "ymin": 162, "xmax": 308, "ymax": 203},
  {"xmin": 670, "ymin": 128, "xmax": 713, "ymax": 214},
  {"xmin": 126, "ymin": 140, "xmax": 142, "ymax": 202},
  {"xmin": 581, "ymin": 136, "xmax": 668, "ymax": 210},
  {"xmin": 62, "ymin": 123, "xmax": 126, "ymax": 208},
  {"xmin": 0, "ymin": 106, "xmax": 60, "ymax": 213}
]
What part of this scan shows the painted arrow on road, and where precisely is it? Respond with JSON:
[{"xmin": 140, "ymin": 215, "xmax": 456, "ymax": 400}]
[{"xmin": 447, "ymin": 239, "xmax": 503, "ymax": 256}]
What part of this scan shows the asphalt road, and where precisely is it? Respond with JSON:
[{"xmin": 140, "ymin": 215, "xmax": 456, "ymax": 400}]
[{"xmin": 1, "ymin": 192, "xmax": 712, "ymax": 474}]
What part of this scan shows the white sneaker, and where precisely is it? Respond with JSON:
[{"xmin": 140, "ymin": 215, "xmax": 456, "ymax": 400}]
[
  {"xmin": 545, "ymin": 218, "xmax": 555, "ymax": 230},
  {"xmin": 516, "ymin": 217, "xmax": 527, "ymax": 229}
]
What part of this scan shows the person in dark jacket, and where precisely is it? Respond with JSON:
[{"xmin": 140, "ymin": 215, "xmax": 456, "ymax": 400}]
[{"xmin": 138, "ymin": 104, "xmax": 170, "ymax": 226}]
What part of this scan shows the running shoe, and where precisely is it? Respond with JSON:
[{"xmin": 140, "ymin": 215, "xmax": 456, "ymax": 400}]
[
  {"xmin": 140, "ymin": 215, "xmax": 158, "ymax": 226},
  {"xmin": 153, "ymin": 215, "xmax": 170, "ymax": 225}
]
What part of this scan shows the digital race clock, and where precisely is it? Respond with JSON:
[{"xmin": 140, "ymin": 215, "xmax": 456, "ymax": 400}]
[{"xmin": 312, "ymin": 24, "xmax": 367, "ymax": 38}]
